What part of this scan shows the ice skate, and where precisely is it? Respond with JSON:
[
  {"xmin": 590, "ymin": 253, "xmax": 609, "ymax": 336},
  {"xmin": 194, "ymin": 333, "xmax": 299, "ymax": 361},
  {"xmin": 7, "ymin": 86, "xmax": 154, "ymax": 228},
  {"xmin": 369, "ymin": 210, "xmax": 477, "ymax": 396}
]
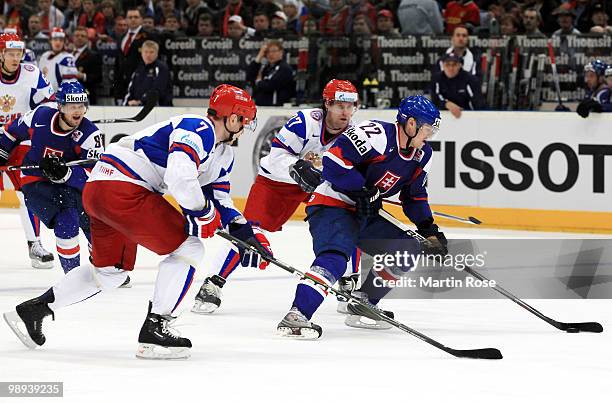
[
  {"xmin": 136, "ymin": 311, "xmax": 191, "ymax": 360},
  {"xmin": 3, "ymin": 296, "xmax": 55, "ymax": 349},
  {"xmin": 28, "ymin": 240, "xmax": 54, "ymax": 269},
  {"xmin": 119, "ymin": 275, "xmax": 132, "ymax": 288},
  {"xmin": 277, "ymin": 307, "xmax": 322, "ymax": 339},
  {"xmin": 344, "ymin": 292, "xmax": 393, "ymax": 330},
  {"xmin": 191, "ymin": 275, "xmax": 224, "ymax": 314},
  {"xmin": 336, "ymin": 274, "xmax": 360, "ymax": 314}
]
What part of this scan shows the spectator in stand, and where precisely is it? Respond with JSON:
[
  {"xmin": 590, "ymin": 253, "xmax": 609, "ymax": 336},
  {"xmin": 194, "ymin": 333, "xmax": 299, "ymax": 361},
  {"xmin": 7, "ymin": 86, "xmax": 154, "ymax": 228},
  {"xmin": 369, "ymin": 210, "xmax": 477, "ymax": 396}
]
[
  {"xmin": 376, "ymin": 9, "xmax": 400, "ymax": 36},
  {"xmin": 397, "ymin": 0, "xmax": 443, "ymax": 34},
  {"xmin": 438, "ymin": 26, "xmax": 479, "ymax": 77},
  {"xmin": 576, "ymin": 59, "xmax": 612, "ymax": 117},
  {"xmin": 38, "ymin": 0, "xmax": 66, "ymax": 33},
  {"xmin": 302, "ymin": 0, "xmax": 330, "ymax": 19},
  {"xmin": 219, "ymin": 0, "xmax": 252, "ymax": 37},
  {"xmin": 345, "ymin": 0, "xmax": 377, "ymax": 34},
  {"xmin": 247, "ymin": 39, "xmax": 295, "ymax": 106},
  {"xmin": 351, "ymin": 12, "xmax": 372, "ymax": 34},
  {"xmin": 590, "ymin": 3, "xmax": 612, "ymax": 34},
  {"xmin": 123, "ymin": 40, "xmax": 173, "ymax": 106},
  {"xmin": 255, "ymin": 0, "xmax": 282, "ymax": 19},
  {"xmin": 500, "ymin": 13, "xmax": 519, "ymax": 34},
  {"xmin": 6, "ymin": 0, "xmax": 33, "ymax": 35},
  {"xmin": 114, "ymin": 7, "xmax": 157, "ymax": 104},
  {"xmin": 444, "ymin": 0, "xmax": 480, "ymax": 34},
  {"xmin": 27, "ymin": 14, "xmax": 50, "ymax": 39},
  {"xmin": 63, "ymin": 0, "xmax": 83, "ymax": 35},
  {"xmin": 142, "ymin": 15, "xmax": 156, "ymax": 30},
  {"xmin": 164, "ymin": 15, "xmax": 185, "ymax": 36},
  {"xmin": 283, "ymin": 0, "xmax": 303, "ymax": 34},
  {"xmin": 270, "ymin": 11, "xmax": 289, "ymax": 36},
  {"xmin": 570, "ymin": 0, "xmax": 596, "ymax": 33},
  {"xmin": 431, "ymin": 52, "xmax": 485, "ymax": 118},
  {"xmin": 183, "ymin": 0, "xmax": 210, "ymax": 35},
  {"xmin": 226, "ymin": 15, "xmax": 255, "ymax": 39},
  {"xmin": 72, "ymin": 25, "xmax": 102, "ymax": 104},
  {"xmin": 253, "ymin": 10, "xmax": 271, "ymax": 37},
  {"xmin": 111, "ymin": 15, "xmax": 128, "ymax": 40},
  {"xmin": 320, "ymin": 0, "xmax": 349, "ymax": 36},
  {"xmin": 197, "ymin": 13, "xmax": 216, "ymax": 36},
  {"xmin": 157, "ymin": 0, "xmax": 182, "ymax": 27},
  {"xmin": 522, "ymin": 8, "xmax": 546, "ymax": 37},
  {"xmin": 78, "ymin": 0, "xmax": 106, "ymax": 36},
  {"xmin": 100, "ymin": 1, "xmax": 117, "ymax": 36},
  {"xmin": 552, "ymin": 8, "xmax": 581, "ymax": 35},
  {"xmin": 302, "ymin": 15, "xmax": 319, "ymax": 35}
]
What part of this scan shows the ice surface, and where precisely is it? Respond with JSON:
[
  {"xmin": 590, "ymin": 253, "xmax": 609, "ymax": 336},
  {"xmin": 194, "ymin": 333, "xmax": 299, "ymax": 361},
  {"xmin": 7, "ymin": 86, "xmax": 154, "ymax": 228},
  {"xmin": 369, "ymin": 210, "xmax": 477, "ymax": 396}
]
[{"xmin": 0, "ymin": 209, "xmax": 610, "ymax": 403}]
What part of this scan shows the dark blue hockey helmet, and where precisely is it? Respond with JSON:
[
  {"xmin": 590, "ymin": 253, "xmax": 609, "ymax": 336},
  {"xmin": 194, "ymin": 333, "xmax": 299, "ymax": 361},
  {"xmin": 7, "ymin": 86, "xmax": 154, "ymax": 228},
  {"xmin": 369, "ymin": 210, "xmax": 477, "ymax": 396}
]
[
  {"xmin": 396, "ymin": 95, "xmax": 441, "ymax": 138},
  {"xmin": 56, "ymin": 81, "xmax": 88, "ymax": 106},
  {"xmin": 605, "ymin": 64, "xmax": 612, "ymax": 78},
  {"xmin": 584, "ymin": 59, "xmax": 607, "ymax": 77}
]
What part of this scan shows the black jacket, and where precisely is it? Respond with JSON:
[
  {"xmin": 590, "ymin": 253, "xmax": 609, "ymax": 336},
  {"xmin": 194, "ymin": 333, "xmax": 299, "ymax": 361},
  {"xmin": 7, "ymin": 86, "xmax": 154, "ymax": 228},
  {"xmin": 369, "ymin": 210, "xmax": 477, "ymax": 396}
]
[
  {"xmin": 113, "ymin": 28, "xmax": 159, "ymax": 102},
  {"xmin": 124, "ymin": 59, "xmax": 173, "ymax": 106},
  {"xmin": 430, "ymin": 70, "xmax": 485, "ymax": 111},
  {"xmin": 246, "ymin": 60, "xmax": 295, "ymax": 106}
]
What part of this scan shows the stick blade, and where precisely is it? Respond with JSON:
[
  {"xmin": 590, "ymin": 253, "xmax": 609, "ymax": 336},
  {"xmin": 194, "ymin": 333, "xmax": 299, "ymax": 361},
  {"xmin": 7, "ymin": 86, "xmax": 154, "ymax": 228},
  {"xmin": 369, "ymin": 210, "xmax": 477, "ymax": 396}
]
[
  {"xmin": 561, "ymin": 322, "xmax": 603, "ymax": 333},
  {"xmin": 447, "ymin": 347, "xmax": 503, "ymax": 360},
  {"xmin": 468, "ymin": 216, "xmax": 482, "ymax": 225}
]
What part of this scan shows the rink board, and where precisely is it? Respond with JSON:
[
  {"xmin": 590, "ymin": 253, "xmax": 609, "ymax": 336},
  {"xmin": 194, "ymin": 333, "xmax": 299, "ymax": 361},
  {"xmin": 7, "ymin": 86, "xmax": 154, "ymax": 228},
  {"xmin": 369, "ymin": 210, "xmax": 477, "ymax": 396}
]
[{"xmin": 2, "ymin": 108, "xmax": 611, "ymax": 233}]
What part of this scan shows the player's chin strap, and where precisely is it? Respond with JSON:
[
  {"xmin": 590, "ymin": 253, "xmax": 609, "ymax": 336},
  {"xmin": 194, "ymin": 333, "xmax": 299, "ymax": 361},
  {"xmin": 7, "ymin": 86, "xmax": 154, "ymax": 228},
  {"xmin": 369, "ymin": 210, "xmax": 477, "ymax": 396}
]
[
  {"xmin": 399, "ymin": 119, "xmax": 418, "ymax": 156},
  {"xmin": 222, "ymin": 117, "xmax": 244, "ymax": 144}
]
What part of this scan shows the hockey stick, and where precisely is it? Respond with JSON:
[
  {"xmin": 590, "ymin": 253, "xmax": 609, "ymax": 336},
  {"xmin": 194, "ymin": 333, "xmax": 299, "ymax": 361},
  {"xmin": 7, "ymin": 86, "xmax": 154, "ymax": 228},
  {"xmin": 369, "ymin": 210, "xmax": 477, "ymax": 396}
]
[
  {"xmin": 378, "ymin": 209, "xmax": 603, "ymax": 334},
  {"xmin": 0, "ymin": 158, "xmax": 98, "ymax": 172},
  {"xmin": 91, "ymin": 91, "xmax": 159, "ymax": 124},
  {"xmin": 215, "ymin": 230, "xmax": 502, "ymax": 359},
  {"xmin": 547, "ymin": 41, "xmax": 570, "ymax": 112},
  {"xmin": 381, "ymin": 199, "xmax": 481, "ymax": 225}
]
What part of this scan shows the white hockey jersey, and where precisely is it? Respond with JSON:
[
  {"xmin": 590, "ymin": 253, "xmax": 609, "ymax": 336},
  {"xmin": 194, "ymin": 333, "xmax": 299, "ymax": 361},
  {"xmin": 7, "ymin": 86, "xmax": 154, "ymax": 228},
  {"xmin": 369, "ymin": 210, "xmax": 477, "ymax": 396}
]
[
  {"xmin": 89, "ymin": 114, "xmax": 241, "ymax": 224},
  {"xmin": 0, "ymin": 63, "xmax": 54, "ymax": 126},
  {"xmin": 38, "ymin": 50, "xmax": 79, "ymax": 91},
  {"xmin": 259, "ymin": 108, "xmax": 350, "ymax": 184}
]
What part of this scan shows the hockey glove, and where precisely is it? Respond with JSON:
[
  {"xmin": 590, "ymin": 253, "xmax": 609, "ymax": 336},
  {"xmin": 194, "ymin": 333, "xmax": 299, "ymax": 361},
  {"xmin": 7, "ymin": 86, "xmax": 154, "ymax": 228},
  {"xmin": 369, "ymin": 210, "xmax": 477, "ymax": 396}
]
[
  {"xmin": 347, "ymin": 187, "xmax": 383, "ymax": 218},
  {"xmin": 183, "ymin": 200, "xmax": 221, "ymax": 239},
  {"xmin": 416, "ymin": 219, "xmax": 448, "ymax": 258},
  {"xmin": 228, "ymin": 222, "xmax": 273, "ymax": 269},
  {"xmin": 39, "ymin": 154, "xmax": 71, "ymax": 183},
  {"xmin": 289, "ymin": 159, "xmax": 323, "ymax": 193},
  {"xmin": 576, "ymin": 99, "xmax": 602, "ymax": 118}
]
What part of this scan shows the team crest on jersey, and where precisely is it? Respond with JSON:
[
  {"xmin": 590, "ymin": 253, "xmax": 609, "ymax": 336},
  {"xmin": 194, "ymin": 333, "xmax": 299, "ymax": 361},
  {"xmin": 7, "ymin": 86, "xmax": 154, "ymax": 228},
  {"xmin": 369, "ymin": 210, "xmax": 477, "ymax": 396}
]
[
  {"xmin": 375, "ymin": 171, "xmax": 401, "ymax": 194},
  {"xmin": 1, "ymin": 94, "xmax": 16, "ymax": 113},
  {"xmin": 71, "ymin": 130, "xmax": 83, "ymax": 142},
  {"xmin": 43, "ymin": 147, "xmax": 64, "ymax": 158},
  {"xmin": 23, "ymin": 64, "xmax": 35, "ymax": 72},
  {"xmin": 310, "ymin": 110, "xmax": 323, "ymax": 121}
]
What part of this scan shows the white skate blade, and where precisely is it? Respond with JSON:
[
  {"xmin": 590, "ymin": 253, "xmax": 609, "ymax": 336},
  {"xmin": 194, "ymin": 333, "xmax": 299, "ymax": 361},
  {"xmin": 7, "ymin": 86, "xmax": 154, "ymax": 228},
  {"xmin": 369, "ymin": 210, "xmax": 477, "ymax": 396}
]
[
  {"xmin": 3, "ymin": 311, "xmax": 39, "ymax": 349},
  {"xmin": 277, "ymin": 326, "xmax": 321, "ymax": 340},
  {"xmin": 135, "ymin": 343, "xmax": 191, "ymax": 360},
  {"xmin": 344, "ymin": 314, "xmax": 392, "ymax": 330},
  {"xmin": 191, "ymin": 300, "xmax": 219, "ymax": 314},
  {"xmin": 336, "ymin": 301, "xmax": 349, "ymax": 314},
  {"xmin": 31, "ymin": 259, "xmax": 54, "ymax": 269}
]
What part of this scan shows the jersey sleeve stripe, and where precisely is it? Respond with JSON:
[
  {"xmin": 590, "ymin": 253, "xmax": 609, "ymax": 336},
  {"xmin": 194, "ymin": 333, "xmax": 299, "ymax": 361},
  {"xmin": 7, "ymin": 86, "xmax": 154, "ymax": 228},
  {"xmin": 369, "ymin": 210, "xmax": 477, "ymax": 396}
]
[
  {"xmin": 271, "ymin": 137, "xmax": 298, "ymax": 155},
  {"xmin": 169, "ymin": 142, "xmax": 201, "ymax": 168},
  {"xmin": 324, "ymin": 147, "xmax": 354, "ymax": 169}
]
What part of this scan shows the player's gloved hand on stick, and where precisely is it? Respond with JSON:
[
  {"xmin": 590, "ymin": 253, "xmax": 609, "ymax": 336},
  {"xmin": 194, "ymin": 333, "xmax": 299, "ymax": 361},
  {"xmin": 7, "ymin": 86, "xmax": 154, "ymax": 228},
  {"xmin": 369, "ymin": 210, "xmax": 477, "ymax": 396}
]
[
  {"xmin": 576, "ymin": 99, "xmax": 602, "ymax": 118},
  {"xmin": 289, "ymin": 159, "xmax": 322, "ymax": 193},
  {"xmin": 183, "ymin": 199, "xmax": 221, "ymax": 239},
  {"xmin": 39, "ymin": 154, "xmax": 71, "ymax": 182},
  {"xmin": 416, "ymin": 218, "xmax": 448, "ymax": 257},
  {"xmin": 228, "ymin": 221, "xmax": 273, "ymax": 269},
  {"xmin": 347, "ymin": 186, "xmax": 382, "ymax": 218}
]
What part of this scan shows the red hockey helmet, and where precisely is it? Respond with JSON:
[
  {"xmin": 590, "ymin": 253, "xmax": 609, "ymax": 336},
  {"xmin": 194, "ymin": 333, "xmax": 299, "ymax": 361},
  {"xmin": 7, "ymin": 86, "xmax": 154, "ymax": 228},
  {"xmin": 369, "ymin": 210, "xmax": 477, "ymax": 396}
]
[
  {"xmin": 50, "ymin": 27, "xmax": 67, "ymax": 40},
  {"xmin": 208, "ymin": 84, "xmax": 257, "ymax": 127},
  {"xmin": 322, "ymin": 79, "xmax": 358, "ymax": 104},
  {"xmin": 0, "ymin": 32, "xmax": 25, "ymax": 52}
]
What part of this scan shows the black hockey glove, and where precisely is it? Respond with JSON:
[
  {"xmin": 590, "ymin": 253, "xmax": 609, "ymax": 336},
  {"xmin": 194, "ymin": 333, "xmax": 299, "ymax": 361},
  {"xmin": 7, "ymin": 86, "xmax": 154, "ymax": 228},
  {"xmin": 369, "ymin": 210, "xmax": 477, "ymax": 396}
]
[
  {"xmin": 416, "ymin": 219, "xmax": 448, "ymax": 257},
  {"xmin": 576, "ymin": 99, "xmax": 602, "ymax": 118},
  {"xmin": 346, "ymin": 187, "xmax": 383, "ymax": 218},
  {"xmin": 289, "ymin": 159, "xmax": 323, "ymax": 193},
  {"xmin": 228, "ymin": 222, "xmax": 273, "ymax": 269},
  {"xmin": 39, "ymin": 155, "xmax": 71, "ymax": 182}
]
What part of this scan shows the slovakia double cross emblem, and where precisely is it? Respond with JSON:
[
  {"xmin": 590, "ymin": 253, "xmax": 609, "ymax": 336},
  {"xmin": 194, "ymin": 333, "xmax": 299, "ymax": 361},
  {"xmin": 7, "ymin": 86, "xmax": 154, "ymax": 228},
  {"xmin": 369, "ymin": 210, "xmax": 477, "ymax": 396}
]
[{"xmin": 375, "ymin": 171, "xmax": 400, "ymax": 194}]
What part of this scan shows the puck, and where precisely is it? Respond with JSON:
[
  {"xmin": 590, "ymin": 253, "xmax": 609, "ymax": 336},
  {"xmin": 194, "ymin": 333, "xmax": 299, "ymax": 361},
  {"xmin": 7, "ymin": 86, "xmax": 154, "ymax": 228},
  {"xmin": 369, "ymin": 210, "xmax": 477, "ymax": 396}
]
[{"xmin": 566, "ymin": 327, "xmax": 579, "ymax": 333}]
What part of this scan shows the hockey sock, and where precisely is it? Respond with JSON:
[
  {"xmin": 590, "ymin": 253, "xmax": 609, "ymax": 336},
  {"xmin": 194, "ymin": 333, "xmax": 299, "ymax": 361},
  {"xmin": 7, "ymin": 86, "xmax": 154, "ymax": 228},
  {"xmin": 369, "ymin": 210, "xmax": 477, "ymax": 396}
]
[
  {"xmin": 217, "ymin": 248, "xmax": 241, "ymax": 280},
  {"xmin": 292, "ymin": 252, "xmax": 347, "ymax": 319},
  {"xmin": 54, "ymin": 208, "xmax": 80, "ymax": 273},
  {"xmin": 357, "ymin": 270, "xmax": 393, "ymax": 306}
]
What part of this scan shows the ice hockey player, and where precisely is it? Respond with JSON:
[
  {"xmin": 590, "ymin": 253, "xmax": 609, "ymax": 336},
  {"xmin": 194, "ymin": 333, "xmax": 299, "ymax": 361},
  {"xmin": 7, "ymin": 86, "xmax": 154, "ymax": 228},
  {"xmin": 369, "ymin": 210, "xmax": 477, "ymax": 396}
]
[
  {"xmin": 277, "ymin": 95, "xmax": 448, "ymax": 339},
  {"xmin": 0, "ymin": 81, "xmax": 103, "ymax": 273},
  {"xmin": 0, "ymin": 31, "xmax": 55, "ymax": 269},
  {"xmin": 576, "ymin": 59, "xmax": 612, "ymax": 118},
  {"xmin": 3, "ymin": 84, "xmax": 270, "ymax": 360},
  {"xmin": 38, "ymin": 28, "xmax": 79, "ymax": 91},
  {"xmin": 192, "ymin": 79, "xmax": 361, "ymax": 315}
]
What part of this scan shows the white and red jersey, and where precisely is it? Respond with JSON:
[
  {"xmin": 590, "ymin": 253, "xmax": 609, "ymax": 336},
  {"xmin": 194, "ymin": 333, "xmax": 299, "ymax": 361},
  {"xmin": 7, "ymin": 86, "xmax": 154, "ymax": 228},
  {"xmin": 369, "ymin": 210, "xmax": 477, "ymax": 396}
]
[
  {"xmin": 0, "ymin": 63, "xmax": 54, "ymax": 126},
  {"xmin": 258, "ymin": 108, "xmax": 352, "ymax": 184},
  {"xmin": 39, "ymin": 50, "xmax": 79, "ymax": 91}
]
